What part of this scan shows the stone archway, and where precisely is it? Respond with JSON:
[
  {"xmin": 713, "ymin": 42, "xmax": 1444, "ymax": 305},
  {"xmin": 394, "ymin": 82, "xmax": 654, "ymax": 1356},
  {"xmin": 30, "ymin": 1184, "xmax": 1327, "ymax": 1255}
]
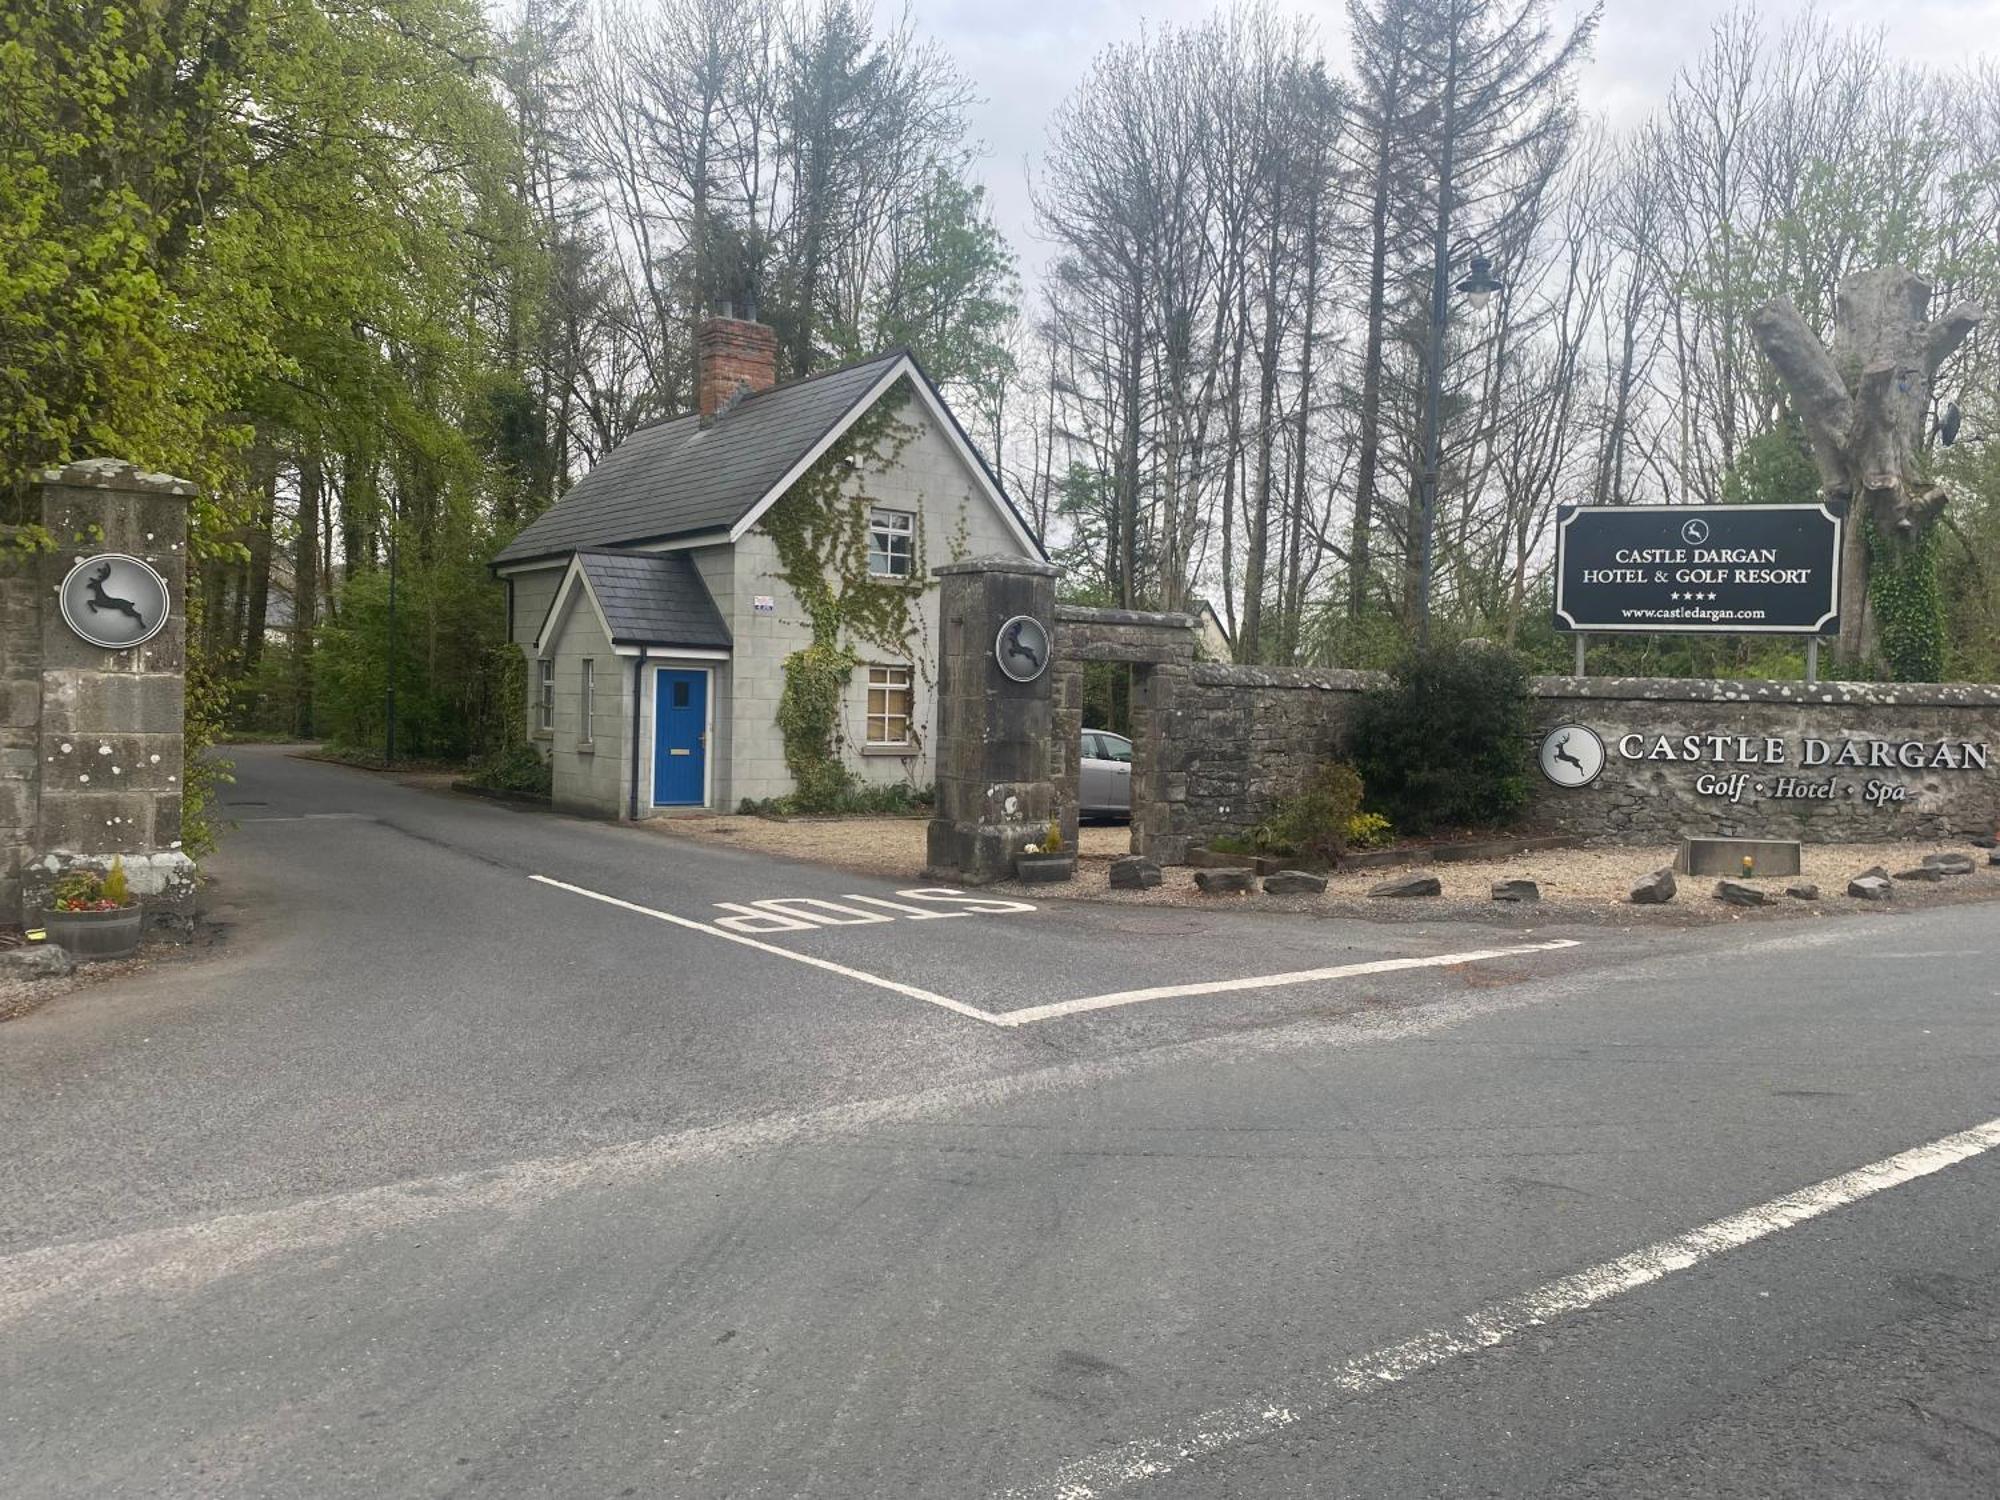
[
  {"xmin": 922, "ymin": 557, "xmax": 1200, "ymax": 884},
  {"xmin": 1050, "ymin": 606, "xmax": 1200, "ymax": 864}
]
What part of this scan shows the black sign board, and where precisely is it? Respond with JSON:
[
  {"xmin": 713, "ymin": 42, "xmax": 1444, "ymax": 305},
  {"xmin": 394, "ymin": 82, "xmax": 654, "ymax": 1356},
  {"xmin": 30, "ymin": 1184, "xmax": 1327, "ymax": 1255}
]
[{"xmin": 1553, "ymin": 503, "xmax": 1842, "ymax": 635}]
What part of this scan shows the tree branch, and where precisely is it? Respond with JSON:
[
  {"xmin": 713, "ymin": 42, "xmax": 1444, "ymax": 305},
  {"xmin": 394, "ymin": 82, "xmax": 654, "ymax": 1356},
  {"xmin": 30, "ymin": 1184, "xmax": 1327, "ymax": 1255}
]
[{"xmin": 1748, "ymin": 296, "xmax": 1853, "ymax": 480}]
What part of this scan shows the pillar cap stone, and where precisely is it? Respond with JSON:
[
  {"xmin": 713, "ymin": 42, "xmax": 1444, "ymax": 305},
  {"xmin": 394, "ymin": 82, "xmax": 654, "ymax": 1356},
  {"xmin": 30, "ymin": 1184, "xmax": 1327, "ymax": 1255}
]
[
  {"xmin": 933, "ymin": 555, "xmax": 1060, "ymax": 579},
  {"xmin": 39, "ymin": 458, "xmax": 196, "ymax": 497}
]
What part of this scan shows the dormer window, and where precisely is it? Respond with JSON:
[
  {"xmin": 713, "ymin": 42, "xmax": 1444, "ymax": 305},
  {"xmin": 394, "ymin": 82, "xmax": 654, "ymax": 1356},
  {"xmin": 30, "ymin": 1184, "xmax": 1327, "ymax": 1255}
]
[{"xmin": 868, "ymin": 508, "xmax": 914, "ymax": 578}]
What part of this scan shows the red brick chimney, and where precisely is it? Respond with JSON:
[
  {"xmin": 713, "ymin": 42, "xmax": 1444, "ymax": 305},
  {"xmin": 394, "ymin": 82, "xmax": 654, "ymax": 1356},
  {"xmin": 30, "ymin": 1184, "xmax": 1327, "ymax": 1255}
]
[{"xmin": 697, "ymin": 315, "xmax": 778, "ymax": 420}]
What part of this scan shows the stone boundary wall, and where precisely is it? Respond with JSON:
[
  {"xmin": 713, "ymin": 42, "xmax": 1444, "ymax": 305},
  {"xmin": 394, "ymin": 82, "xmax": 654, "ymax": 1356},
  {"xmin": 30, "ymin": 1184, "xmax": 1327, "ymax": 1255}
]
[{"xmin": 1168, "ymin": 664, "xmax": 2000, "ymax": 851}]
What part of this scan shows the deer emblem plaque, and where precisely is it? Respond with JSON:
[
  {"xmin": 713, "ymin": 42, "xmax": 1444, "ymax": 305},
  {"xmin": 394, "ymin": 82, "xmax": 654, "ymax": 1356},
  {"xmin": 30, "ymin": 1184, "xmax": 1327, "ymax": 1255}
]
[
  {"xmin": 58, "ymin": 553, "xmax": 170, "ymax": 650},
  {"xmin": 1538, "ymin": 724, "xmax": 1606, "ymax": 789},
  {"xmin": 994, "ymin": 614, "xmax": 1051, "ymax": 684}
]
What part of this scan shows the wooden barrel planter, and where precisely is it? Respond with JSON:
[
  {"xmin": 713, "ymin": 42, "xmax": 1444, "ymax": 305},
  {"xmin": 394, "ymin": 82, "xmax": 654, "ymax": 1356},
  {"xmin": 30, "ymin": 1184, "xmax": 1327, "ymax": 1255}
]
[{"xmin": 40, "ymin": 904, "xmax": 144, "ymax": 961}]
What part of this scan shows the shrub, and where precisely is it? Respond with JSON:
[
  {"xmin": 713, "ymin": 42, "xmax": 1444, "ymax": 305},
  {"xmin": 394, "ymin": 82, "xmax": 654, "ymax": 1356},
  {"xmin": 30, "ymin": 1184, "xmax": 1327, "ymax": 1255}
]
[
  {"xmin": 464, "ymin": 741, "xmax": 552, "ymax": 797},
  {"xmin": 1345, "ymin": 811, "xmax": 1394, "ymax": 849},
  {"xmin": 1346, "ymin": 643, "xmax": 1533, "ymax": 834},
  {"xmin": 1251, "ymin": 762, "xmax": 1366, "ymax": 863}
]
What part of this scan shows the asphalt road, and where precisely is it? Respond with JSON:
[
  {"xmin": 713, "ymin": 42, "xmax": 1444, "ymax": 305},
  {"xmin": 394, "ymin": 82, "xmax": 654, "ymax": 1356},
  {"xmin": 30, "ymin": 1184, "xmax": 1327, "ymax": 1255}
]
[{"xmin": 2, "ymin": 746, "xmax": 1996, "ymax": 1498}]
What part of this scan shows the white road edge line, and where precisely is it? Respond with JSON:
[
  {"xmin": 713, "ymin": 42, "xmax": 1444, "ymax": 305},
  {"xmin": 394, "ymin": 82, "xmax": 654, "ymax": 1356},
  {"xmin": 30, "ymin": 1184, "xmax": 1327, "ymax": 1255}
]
[
  {"xmin": 992, "ymin": 940, "xmax": 1582, "ymax": 1026},
  {"xmin": 532, "ymin": 877, "xmax": 1582, "ymax": 1031},
  {"xmin": 529, "ymin": 874, "xmax": 1006, "ymax": 1026},
  {"xmin": 998, "ymin": 1112, "xmax": 2000, "ymax": 1500}
]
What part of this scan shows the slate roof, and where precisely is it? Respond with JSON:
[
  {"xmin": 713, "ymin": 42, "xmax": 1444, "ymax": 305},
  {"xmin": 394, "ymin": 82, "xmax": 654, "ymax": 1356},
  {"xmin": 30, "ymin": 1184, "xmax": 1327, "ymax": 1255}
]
[
  {"xmin": 493, "ymin": 350, "xmax": 907, "ymax": 566},
  {"xmin": 571, "ymin": 550, "xmax": 731, "ymax": 650}
]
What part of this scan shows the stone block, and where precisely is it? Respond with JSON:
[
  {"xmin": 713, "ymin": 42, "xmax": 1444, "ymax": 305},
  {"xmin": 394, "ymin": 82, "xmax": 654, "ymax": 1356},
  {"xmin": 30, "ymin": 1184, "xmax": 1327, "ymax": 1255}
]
[
  {"xmin": 1108, "ymin": 856, "xmax": 1161, "ymax": 890},
  {"xmin": 1785, "ymin": 881, "xmax": 1820, "ymax": 900},
  {"xmin": 1491, "ymin": 878, "xmax": 1540, "ymax": 902},
  {"xmin": 1264, "ymin": 870, "xmax": 1328, "ymax": 896},
  {"xmin": 33, "ymin": 791, "xmax": 161, "ymax": 853},
  {"xmin": 0, "ymin": 943, "xmax": 72, "ymax": 980},
  {"xmin": 1194, "ymin": 868, "xmax": 1255, "ymax": 895},
  {"xmin": 1629, "ymin": 868, "xmax": 1676, "ymax": 904},
  {"xmin": 1714, "ymin": 878, "xmax": 1768, "ymax": 906},
  {"xmin": 1369, "ymin": 873, "xmax": 1441, "ymax": 898},
  {"xmin": 1848, "ymin": 874, "xmax": 1893, "ymax": 900}
]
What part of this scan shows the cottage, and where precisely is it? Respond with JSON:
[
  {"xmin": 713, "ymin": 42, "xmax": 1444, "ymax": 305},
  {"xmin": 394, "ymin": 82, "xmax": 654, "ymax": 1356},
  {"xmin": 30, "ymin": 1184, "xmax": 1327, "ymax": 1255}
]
[{"xmin": 492, "ymin": 317, "xmax": 1043, "ymax": 817}]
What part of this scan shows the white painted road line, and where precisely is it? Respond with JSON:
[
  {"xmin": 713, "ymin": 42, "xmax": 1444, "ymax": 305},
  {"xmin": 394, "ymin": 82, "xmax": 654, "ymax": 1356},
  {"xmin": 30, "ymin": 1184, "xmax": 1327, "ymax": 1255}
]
[
  {"xmin": 997, "ymin": 1112, "xmax": 2000, "ymax": 1499},
  {"xmin": 990, "ymin": 940, "xmax": 1583, "ymax": 1026},
  {"xmin": 533, "ymin": 876, "xmax": 1583, "ymax": 1030},
  {"xmin": 529, "ymin": 875, "xmax": 1005, "ymax": 1026}
]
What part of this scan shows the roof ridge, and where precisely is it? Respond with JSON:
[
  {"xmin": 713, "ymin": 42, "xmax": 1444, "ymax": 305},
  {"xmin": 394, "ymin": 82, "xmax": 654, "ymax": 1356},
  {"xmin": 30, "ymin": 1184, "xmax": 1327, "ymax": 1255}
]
[{"xmin": 735, "ymin": 346, "xmax": 907, "ymax": 406}]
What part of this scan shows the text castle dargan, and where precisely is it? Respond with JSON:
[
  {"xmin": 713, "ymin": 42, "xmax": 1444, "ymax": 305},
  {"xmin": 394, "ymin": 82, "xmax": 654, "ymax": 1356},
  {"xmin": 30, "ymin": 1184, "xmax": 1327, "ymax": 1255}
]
[
  {"xmin": 1581, "ymin": 547, "xmax": 1811, "ymax": 587},
  {"xmin": 1615, "ymin": 734, "xmax": 1990, "ymax": 771}
]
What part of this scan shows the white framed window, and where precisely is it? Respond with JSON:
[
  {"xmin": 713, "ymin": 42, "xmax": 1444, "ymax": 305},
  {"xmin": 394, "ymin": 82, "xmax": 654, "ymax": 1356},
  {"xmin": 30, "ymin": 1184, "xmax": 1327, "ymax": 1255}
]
[
  {"xmin": 536, "ymin": 658, "xmax": 555, "ymax": 732},
  {"xmin": 579, "ymin": 658, "xmax": 595, "ymax": 744},
  {"xmin": 865, "ymin": 664, "xmax": 913, "ymax": 747},
  {"xmin": 868, "ymin": 508, "xmax": 914, "ymax": 578}
]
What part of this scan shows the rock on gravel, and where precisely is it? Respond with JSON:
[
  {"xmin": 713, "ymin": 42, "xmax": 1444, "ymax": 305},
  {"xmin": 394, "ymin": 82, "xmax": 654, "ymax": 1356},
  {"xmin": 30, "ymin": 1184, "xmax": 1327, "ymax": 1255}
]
[
  {"xmin": 1263, "ymin": 870, "xmax": 1328, "ymax": 896},
  {"xmin": 1894, "ymin": 865, "xmax": 1946, "ymax": 883},
  {"xmin": 1629, "ymin": 869, "xmax": 1676, "ymax": 905},
  {"xmin": 1194, "ymin": 868, "xmax": 1255, "ymax": 895},
  {"xmin": 1490, "ymin": 879, "xmax": 1540, "ymax": 902},
  {"xmin": 0, "ymin": 944, "xmax": 73, "ymax": 980},
  {"xmin": 1852, "ymin": 865, "xmax": 1890, "ymax": 884},
  {"xmin": 1785, "ymin": 881, "xmax": 1821, "ymax": 901},
  {"xmin": 1109, "ymin": 857, "xmax": 1161, "ymax": 890},
  {"xmin": 1849, "ymin": 875, "xmax": 1894, "ymax": 900},
  {"xmin": 1922, "ymin": 852, "xmax": 1976, "ymax": 875},
  {"xmin": 1369, "ymin": 873, "xmax": 1441, "ymax": 898},
  {"xmin": 1715, "ymin": 878, "xmax": 1769, "ymax": 907}
]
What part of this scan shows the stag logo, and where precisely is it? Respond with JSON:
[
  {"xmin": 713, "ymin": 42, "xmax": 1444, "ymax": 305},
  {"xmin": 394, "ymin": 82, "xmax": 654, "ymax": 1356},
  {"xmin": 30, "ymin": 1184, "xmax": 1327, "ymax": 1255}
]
[
  {"xmin": 1538, "ymin": 724, "xmax": 1606, "ymax": 789},
  {"xmin": 994, "ymin": 614, "xmax": 1051, "ymax": 683},
  {"xmin": 59, "ymin": 553, "xmax": 170, "ymax": 650},
  {"xmin": 85, "ymin": 563, "xmax": 146, "ymax": 628}
]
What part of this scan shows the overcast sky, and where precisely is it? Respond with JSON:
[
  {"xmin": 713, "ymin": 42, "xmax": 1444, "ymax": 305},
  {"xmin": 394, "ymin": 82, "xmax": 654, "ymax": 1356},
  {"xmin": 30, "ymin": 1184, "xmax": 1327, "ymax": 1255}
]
[{"xmin": 904, "ymin": 0, "xmax": 2000, "ymax": 281}]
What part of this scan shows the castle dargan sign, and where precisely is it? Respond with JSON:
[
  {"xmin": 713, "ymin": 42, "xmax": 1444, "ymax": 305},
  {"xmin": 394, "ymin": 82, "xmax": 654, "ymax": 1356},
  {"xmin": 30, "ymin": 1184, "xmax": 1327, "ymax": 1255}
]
[{"xmin": 1554, "ymin": 503, "xmax": 1842, "ymax": 635}]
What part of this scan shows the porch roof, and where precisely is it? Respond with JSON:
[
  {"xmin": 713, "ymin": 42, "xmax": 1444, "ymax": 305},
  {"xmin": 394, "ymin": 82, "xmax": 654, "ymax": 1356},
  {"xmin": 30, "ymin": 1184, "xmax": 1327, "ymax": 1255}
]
[{"xmin": 573, "ymin": 550, "xmax": 730, "ymax": 651}]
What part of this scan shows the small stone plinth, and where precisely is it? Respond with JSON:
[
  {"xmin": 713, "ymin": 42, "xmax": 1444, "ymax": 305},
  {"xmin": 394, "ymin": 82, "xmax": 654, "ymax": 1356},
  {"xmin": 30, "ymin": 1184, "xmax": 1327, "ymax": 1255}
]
[
  {"xmin": 1679, "ymin": 837, "xmax": 1802, "ymax": 878},
  {"xmin": 1491, "ymin": 879, "xmax": 1540, "ymax": 902},
  {"xmin": 1629, "ymin": 869, "xmax": 1676, "ymax": 905},
  {"xmin": 1109, "ymin": 857, "xmax": 1161, "ymax": 890},
  {"xmin": 1263, "ymin": 870, "xmax": 1327, "ymax": 896},
  {"xmin": 1848, "ymin": 875, "xmax": 1893, "ymax": 900},
  {"xmin": 1369, "ymin": 873, "xmax": 1440, "ymax": 898},
  {"xmin": 1922, "ymin": 852, "xmax": 1975, "ymax": 875},
  {"xmin": 1195, "ymin": 868, "xmax": 1255, "ymax": 895},
  {"xmin": 1014, "ymin": 853, "xmax": 1077, "ymax": 884},
  {"xmin": 1714, "ymin": 878, "xmax": 1768, "ymax": 907},
  {"xmin": 1785, "ymin": 881, "xmax": 1820, "ymax": 901}
]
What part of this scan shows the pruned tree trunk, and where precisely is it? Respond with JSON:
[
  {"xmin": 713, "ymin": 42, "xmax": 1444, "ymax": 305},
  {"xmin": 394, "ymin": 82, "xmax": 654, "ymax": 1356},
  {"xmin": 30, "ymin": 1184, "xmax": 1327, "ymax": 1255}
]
[{"xmin": 1748, "ymin": 265, "xmax": 1980, "ymax": 667}]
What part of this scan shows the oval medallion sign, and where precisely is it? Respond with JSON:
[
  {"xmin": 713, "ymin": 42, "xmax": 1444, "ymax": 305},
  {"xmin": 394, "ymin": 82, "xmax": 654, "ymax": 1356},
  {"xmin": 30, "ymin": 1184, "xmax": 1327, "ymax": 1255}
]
[
  {"xmin": 59, "ymin": 553, "xmax": 170, "ymax": 651},
  {"xmin": 994, "ymin": 614, "xmax": 1051, "ymax": 683},
  {"xmin": 1539, "ymin": 723, "xmax": 1605, "ymax": 789}
]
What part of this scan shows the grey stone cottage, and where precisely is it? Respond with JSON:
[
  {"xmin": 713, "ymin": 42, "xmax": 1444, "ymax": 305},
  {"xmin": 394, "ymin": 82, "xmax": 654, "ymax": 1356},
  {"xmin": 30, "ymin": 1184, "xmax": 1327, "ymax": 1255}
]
[{"xmin": 491, "ymin": 317, "xmax": 1044, "ymax": 817}]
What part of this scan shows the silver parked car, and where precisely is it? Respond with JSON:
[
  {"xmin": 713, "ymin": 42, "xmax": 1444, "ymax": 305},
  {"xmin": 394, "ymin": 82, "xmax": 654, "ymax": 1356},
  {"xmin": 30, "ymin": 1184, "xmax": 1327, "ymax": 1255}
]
[{"xmin": 1080, "ymin": 729, "xmax": 1133, "ymax": 819}]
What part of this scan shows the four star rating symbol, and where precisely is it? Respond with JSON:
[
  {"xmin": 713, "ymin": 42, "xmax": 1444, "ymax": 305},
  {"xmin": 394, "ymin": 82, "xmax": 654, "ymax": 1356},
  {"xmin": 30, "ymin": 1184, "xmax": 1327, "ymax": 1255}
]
[{"xmin": 1670, "ymin": 590, "xmax": 1721, "ymax": 601}]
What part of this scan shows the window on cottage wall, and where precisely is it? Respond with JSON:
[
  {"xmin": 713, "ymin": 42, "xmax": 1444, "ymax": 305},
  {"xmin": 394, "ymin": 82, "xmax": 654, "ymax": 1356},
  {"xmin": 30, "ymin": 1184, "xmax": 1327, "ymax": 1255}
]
[
  {"xmin": 868, "ymin": 508, "xmax": 914, "ymax": 578},
  {"xmin": 537, "ymin": 659, "xmax": 555, "ymax": 732},
  {"xmin": 580, "ymin": 659, "xmax": 595, "ymax": 742},
  {"xmin": 866, "ymin": 664, "xmax": 913, "ymax": 747}
]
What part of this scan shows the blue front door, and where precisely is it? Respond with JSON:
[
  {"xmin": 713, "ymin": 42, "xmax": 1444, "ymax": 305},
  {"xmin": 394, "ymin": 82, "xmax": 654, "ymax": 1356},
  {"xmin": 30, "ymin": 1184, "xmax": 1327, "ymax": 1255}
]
[{"xmin": 653, "ymin": 669, "xmax": 708, "ymax": 806}]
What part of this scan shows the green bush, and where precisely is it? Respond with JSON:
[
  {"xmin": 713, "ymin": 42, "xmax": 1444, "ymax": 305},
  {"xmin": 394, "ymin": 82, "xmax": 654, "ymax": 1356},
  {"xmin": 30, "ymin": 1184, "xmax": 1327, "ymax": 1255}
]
[
  {"xmin": 738, "ymin": 782, "xmax": 933, "ymax": 818},
  {"xmin": 463, "ymin": 741, "xmax": 552, "ymax": 797},
  {"xmin": 1346, "ymin": 643, "xmax": 1533, "ymax": 834},
  {"xmin": 1251, "ymin": 762, "xmax": 1366, "ymax": 863}
]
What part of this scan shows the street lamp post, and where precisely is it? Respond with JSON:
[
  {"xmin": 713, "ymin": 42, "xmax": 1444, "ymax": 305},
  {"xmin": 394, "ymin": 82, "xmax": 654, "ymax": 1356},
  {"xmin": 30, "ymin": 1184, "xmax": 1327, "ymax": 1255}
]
[{"xmin": 1414, "ymin": 246, "xmax": 1504, "ymax": 646}]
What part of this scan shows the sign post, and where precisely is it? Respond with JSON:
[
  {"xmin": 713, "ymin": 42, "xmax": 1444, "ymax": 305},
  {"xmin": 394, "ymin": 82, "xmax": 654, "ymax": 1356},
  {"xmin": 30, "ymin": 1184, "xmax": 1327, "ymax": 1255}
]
[{"xmin": 1554, "ymin": 503, "xmax": 1843, "ymax": 647}]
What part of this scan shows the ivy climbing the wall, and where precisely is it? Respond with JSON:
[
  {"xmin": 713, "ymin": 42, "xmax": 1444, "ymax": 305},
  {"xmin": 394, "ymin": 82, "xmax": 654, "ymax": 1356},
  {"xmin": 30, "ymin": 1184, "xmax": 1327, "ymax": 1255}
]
[
  {"xmin": 762, "ymin": 379, "xmax": 926, "ymax": 811},
  {"xmin": 1865, "ymin": 512, "xmax": 1945, "ymax": 683}
]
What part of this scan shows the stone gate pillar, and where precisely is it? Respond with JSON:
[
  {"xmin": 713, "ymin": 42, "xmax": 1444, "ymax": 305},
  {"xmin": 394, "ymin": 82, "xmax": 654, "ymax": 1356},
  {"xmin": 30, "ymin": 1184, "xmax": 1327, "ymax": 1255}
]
[
  {"xmin": 3, "ymin": 459, "xmax": 198, "ymax": 930},
  {"xmin": 925, "ymin": 556, "xmax": 1060, "ymax": 884}
]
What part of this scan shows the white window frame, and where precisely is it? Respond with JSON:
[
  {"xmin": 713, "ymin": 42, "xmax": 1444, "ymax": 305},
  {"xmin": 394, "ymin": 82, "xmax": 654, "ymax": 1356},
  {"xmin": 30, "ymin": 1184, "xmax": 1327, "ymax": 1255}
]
[
  {"xmin": 865, "ymin": 663, "xmax": 914, "ymax": 748},
  {"xmin": 868, "ymin": 508, "xmax": 915, "ymax": 578},
  {"xmin": 578, "ymin": 658, "xmax": 595, "ymax": 747},
  {"xmin": 536, "ymin": 658, "xmax": 555, "ymax": 733}
]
